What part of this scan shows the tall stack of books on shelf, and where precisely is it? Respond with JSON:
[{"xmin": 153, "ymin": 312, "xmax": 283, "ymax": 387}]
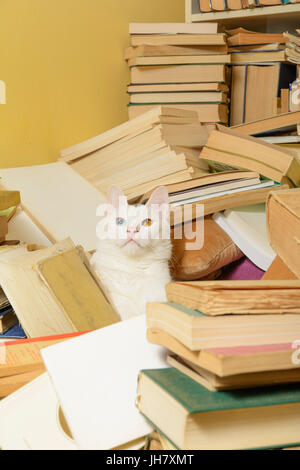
[
  {"xmin": 126, "ymin": 23, "xmax": 230, "ymax": 125},
  {"xmin": 229, "ymin": 28, "xmax": 297, "ymax": 125}
]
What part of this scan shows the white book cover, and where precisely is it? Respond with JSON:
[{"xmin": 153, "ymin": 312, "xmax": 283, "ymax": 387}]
[
  {"xmin": 41, "ymin": 315, "xmax": 168, "ymax": 450},
  {"xmin": 0, "ymin": 373, "xmax": 78, "ymax": 450},
  {"xmin": 213, "ymin": 203, "xmax": 276, "ymax": 271},
  {"xmin": 0, "ymin": 162, "xmax": 106, "ymax": 251}
]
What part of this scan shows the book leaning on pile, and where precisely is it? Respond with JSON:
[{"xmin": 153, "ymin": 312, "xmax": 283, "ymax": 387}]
[{"xmin": 126, "ymin": 23, "xmax": 230, "ymax": 123}]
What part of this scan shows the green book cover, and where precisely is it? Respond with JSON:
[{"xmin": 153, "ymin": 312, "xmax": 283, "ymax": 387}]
[
  {"xmin": 165, "ymin": 302, "xmax": 207, "ymax": 318},
  {"xmin": 142, "ymin": 368, "xmax": 300, "ymax": 415}
]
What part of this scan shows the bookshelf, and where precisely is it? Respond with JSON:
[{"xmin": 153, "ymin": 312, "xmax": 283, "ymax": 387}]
[{"xmin": 186, "ymin": 0, "xmax": 300, "ymax": 31}]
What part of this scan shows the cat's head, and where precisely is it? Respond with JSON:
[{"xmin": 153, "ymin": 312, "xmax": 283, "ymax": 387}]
[{"xmin": 97, "ymin": 185, "xmax": 170, "ymax": 257}]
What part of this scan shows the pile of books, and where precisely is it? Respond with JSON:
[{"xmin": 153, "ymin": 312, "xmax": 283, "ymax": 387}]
[
  {"xmin": 284, "ymin": 30, "xmax": 300, "ymax": 64},
  {"xmin": 125, "ymin": 23, "xmax": 230, "ymax": 124},
  {"xmin": 228, "ymin": 28, "xmax": 288, "ymax": 65},
  {"xmin": 58, "ymin": 106, "xmax": 298, "ymax": 216},
  {"xmin": 59, "ymin": 106, "xmax": 213, "ymax": 202},
  {"xmin": 140, "ymin": 187, "xmax": 300, "ymax": 450},
  {"xmin": 229, "ymin": 28, "xmax": 296, "ymax": 125},
  {"xmin": 231, "ymin": 110, "xmax": 300, "ymax": 155}
]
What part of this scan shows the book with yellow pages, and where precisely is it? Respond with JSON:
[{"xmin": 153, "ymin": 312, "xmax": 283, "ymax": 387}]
[
  {"xmin": 146, "ymin": 301, "xmax": 300, "ymax": 350},
  {"xmin": 167, "ymin": 354, "xmax": 300, "ymax": 392},
  {"xmin": 147, "ymin": 328, "xmax": 300, "ymax": 377},
  {"xmin": 165, "ymin": 280, "xmax": 300, "ymax": 315}
]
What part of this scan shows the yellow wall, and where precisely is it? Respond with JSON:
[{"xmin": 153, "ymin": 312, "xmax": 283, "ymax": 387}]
[{"xmin": 0, "ymin": 0, "xmax": 184, "ymax": 168}]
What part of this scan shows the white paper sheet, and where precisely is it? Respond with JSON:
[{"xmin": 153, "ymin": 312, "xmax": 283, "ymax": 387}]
[{"xmin": 41, "ymin": 315, "xmax": 168, "ymax": 450}]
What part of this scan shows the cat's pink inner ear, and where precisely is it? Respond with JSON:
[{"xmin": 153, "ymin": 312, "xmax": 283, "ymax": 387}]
[
  {"xmin": 107, "ymin": 185, "xmax": 126, "ymax": 209},
  {"xmin": 146, "ymin": 186, "xmax": 169, "ymax": 208}
]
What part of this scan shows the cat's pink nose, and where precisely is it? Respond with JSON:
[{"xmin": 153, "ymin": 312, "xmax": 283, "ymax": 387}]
[{"xmin": 127, "ymin": 227, "xmax": 139, "ymax": 234}]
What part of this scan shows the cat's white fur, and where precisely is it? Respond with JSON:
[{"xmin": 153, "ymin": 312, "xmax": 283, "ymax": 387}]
[{"xmin": 91, "ymin": 185, "xmax": 172, "ymax": 320}]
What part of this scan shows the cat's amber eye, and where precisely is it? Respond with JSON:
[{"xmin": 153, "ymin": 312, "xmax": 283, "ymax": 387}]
[
  {"xmin": 142, "ymin": 218, "xmax": 152, "ymax": 227},
  {"xmin": 116, "ymin": 217, "xmax": 126, "ymax": 226}
]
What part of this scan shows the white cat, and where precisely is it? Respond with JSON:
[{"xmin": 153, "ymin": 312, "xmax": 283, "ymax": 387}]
[{"xmin": 91, "ymin": 185, "xmax": 172, "ymax": 320}]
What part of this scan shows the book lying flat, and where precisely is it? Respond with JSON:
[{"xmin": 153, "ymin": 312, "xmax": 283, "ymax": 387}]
[
  {"xmin": 231, "ymin": 50, "xmax": 286, "ymax": 64},
  {"xmin": 267, "ymin": 188, "xmax": 300, "ymax": 279},
  {"xmin": 0, "ymin": 332, "xmax": 88, "ymax": 378},
  {"xmin": 170, "ymin": 182, "xmax": 287, "ymax": 225},
  {"xmin": 125, "ymin": 45, "xmax": 228, "ymax": 60},
  {"xmin": 140, "ymin": 170, "xmax": 259, "ymax": 203},
  {"xmin": 128, "ymin": 103, "xmax": 228, "ymax": 123},
  {"xmin": 130, "ymin": 64, "xmax": 226, "ymax": 84},
  {"xmin": 127, "ymin": 83, "xmax": 229, "ymax": 93},
  {"xmin": 0, "ymin": 369, "xmax": 44, "ymax": 399},
  {"xmin": 167, "ymin": 353, "xmax": 300, "ymax": 391},
  {"xmin": 128, "ymin": 55, "xmax": 231, "ymax": 67},
  {"xmin": 131, "ymin": 34, "xmax": 226, "ymax": 47},
  {"xmin": 137, "ymin": 368, "xmax": 300, "ymax": 450},
  {"xmin": 229, "ymin": 43, "xmax": 284, "ymax": 52},
  {"xmin": 166, "ymin": 280, "xmax": 300, "ymax": 315},
  {"xmin": 146, "ymin": 301, "xmax": 300, "ymax": 350},
  {"xmin": 129, "ymin": 23, "xmax": 219, "ymax": 35},
  {"xmin": 129, "ymin": 91, "xmax": 228, "ymax": 104},
  {"xmin": 147, "ymin": 328, "xmax": 300, "ymax": 377},
  {"xmin": 227, "ymin": 31, "xmax": 287, "ymax": 47},
  {"xmin": 170, "ymin": 180, "xmax": 275, "ymax": 207}
]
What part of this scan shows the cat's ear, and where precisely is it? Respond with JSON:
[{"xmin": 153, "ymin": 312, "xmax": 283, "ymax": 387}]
[
  {"xmin": 146, "ymin": 186, "xmax": 169, "ymax": 214},
  {"xmin": 107, "ymin": 185, "xmax": 127, "ymax": 209}
]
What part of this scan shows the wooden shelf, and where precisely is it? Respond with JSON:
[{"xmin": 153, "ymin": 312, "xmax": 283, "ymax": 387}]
[{"xmin": 186, "ymin": 0, "xmax": 300, "ymax": 31}]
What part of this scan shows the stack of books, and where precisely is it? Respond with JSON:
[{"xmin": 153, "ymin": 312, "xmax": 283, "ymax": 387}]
[
  {"xmin": 283, "ymin": 30, "xmax": 300, "ymax": 64},
  {"xmin": 125, "ymin": 23, "xmax": 230, "ymax": 124},
  {"xmin": 59, "ymin": 106, "xmax": 212, "ymax": 202},
  {"xmin": 229, "ymin": 28, "xmax": 296, "ymax": 125},
  {"xmin": 137, "ymin": 186, "xmax": 300, "ymax": 450},
  {"xmin": 228, "ymin": 28, "xmax": 288, "ymax": 65}
]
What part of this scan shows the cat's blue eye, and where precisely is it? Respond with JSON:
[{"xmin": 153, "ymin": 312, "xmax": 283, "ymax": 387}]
[{"xmin": 116, "ymin": 217, "xmax": 126, "ymax": 226}]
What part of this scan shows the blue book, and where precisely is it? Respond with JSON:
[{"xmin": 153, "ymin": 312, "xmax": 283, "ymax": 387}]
[
  {"xmin": 0, "ymin": 323, "xmax": 26, "ymax": 339},
  {"xmin": 0, "ymin": 306, "xmax": 19, "ymax": 334}
]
